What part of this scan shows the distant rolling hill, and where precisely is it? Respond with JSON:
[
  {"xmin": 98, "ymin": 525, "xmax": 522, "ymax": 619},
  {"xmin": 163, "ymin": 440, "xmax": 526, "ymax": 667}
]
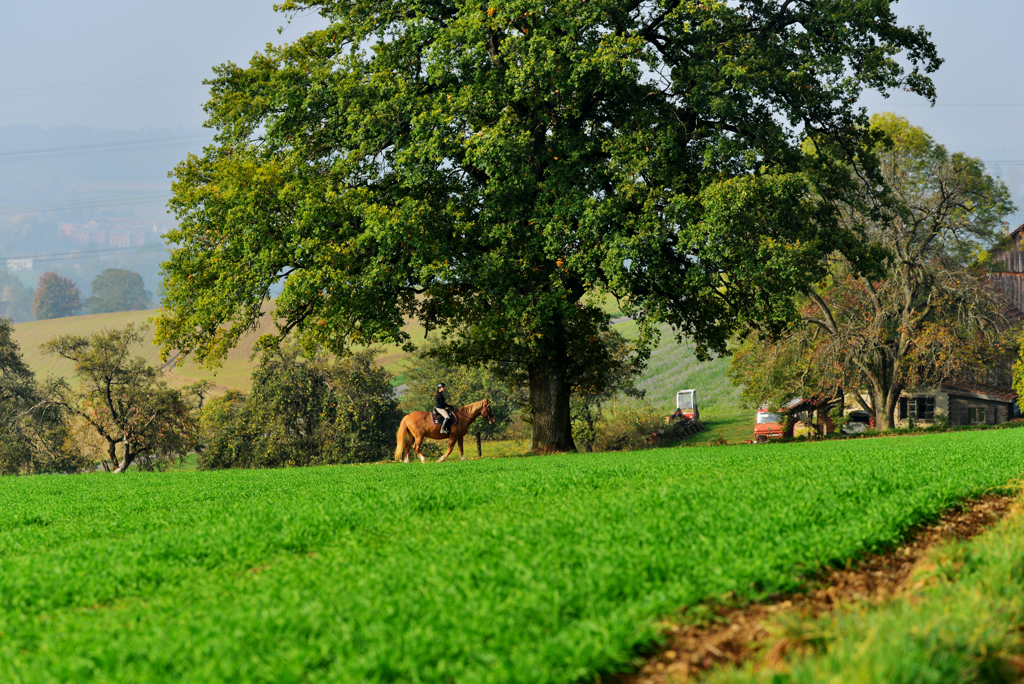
[
  {"xmin": 11, "ymin": 308, "xmax": 422, "ymax": 394},
  {"xmin": 11, "ymin": 309, "xmax": 741, "ymax": 413},
  {"xmin": 12, "ymin": 310, "xmax": 264, "ymax": 393}
]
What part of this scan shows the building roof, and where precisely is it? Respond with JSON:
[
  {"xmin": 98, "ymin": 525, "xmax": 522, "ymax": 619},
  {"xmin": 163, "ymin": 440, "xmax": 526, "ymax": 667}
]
[
  {"xmin": 780, "ymin": 394, "xmax": 842, "ymax": 414},
  {"xmin": 940, "ymin": 382, "xmax": 1018, "ymax": 403}
]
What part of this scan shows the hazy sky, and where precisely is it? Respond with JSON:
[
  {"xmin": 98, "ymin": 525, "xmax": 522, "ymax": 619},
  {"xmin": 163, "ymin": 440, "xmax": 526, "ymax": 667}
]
[
  {"xmin": 1, "ymin": 0, "xmax": 1021, "ymax": 157},
  {"xmin": 0, "ymin": 1, "xmax": 327, "ymax": 131}
]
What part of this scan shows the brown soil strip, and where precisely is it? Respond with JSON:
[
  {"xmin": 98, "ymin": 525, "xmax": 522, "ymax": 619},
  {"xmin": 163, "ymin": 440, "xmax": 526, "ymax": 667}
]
[{"xmin": 618, "ymin": 492, "xmax": 1018, "ymax": 684}]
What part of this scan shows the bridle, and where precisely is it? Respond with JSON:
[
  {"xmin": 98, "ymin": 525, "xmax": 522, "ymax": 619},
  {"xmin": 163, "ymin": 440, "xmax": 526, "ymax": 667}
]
[{"xmin": 482, "ymin": 401, "xmax": 495, "ymax": 425}]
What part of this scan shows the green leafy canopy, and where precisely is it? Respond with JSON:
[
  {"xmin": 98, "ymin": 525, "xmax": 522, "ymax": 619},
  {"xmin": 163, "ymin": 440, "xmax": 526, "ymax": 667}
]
[{"xmin": 157, "ymin": 0, "xmax": 940, "ymax": 419}]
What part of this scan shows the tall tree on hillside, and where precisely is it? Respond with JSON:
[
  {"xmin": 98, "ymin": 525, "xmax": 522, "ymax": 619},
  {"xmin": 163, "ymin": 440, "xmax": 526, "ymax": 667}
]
[
  {"xmin": 0, "ymin": 270, "xmax": 34, "ymax": 322},
  {"xmin": 33, "ymin": 272, "xmax": 81, "ymax": 320},
  {"xmin": 730, "ymin": 114, "xmax": 1016, "ymax": 427},
  {"xmin": 86, "ymin": 268, "xmax": 153, "ymax": 314},
  {"xmin": 156, "ymin": 0, "xmax": 941, "ymax": 452}
]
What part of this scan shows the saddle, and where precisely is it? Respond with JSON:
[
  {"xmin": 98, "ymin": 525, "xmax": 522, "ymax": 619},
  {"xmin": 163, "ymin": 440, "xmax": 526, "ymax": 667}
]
[{"xmin": 431, "ymin": 410, "xmax": 458, "ymax": 429}]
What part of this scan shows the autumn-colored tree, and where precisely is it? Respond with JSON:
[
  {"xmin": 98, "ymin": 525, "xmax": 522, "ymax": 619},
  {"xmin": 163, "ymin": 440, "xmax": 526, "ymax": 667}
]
[
  {"xmin": 156, "ymin": 0, "xmax": 941, "ymax": 452},
  {"xmin": 731, "ymin": 115, "xmax": 1016, "ymax": 427},
  {"xmin": 42, "ymin": 324, "xmax": 201, "ymax": 473},
  {"xmin": 32, "ymin": 272, "xmax": 81, "ymax": 320}
]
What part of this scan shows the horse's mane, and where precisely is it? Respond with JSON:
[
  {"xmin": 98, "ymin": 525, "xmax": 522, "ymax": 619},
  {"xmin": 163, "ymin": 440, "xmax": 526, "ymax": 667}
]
[{"xmin": 456, "ymin": 399, "xmax": 489, "ymax": 414}]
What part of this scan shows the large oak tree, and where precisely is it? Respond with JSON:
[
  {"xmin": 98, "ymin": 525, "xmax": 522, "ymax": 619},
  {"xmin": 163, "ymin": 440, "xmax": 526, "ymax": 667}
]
[{"xmin": 157, "ymin": 0, "xmax": 939, "ymax": 451}]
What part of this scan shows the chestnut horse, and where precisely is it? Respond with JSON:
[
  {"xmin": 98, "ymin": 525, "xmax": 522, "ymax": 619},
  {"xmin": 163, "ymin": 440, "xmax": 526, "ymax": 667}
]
[{"xmin": 394, "ymin": 399, "xmax": 495, "ymax": 463}]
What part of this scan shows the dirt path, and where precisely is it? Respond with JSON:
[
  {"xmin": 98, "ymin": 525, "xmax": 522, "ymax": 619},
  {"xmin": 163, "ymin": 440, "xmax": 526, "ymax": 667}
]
[{"xmin": 618, "ymin": 493, "xmax": 1018, "ymax": 684}]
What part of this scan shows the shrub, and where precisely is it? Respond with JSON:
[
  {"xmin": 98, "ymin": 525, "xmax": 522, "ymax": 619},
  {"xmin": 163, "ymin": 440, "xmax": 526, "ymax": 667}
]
[
  {"xmin": 200, "ymin": 345, "xmax": 401, "ymax": 469},
  {"xmin": 590, "ymin": 404, "xmax": 666, "ymax": 453}
]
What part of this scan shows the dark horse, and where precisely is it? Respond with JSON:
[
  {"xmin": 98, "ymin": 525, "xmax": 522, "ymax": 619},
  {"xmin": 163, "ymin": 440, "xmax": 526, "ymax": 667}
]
[{"xmin": 394, "ymin": 399, "xmax": 495, "ymax": 462}]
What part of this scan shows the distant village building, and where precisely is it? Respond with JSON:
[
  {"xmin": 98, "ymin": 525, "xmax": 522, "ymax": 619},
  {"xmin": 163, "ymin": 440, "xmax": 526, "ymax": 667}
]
[
  {"xmin": 57, "ymin": 218, "xmax": 145, "ymax": 248},
  {"xmin": 6, "ymin": 258, "xmax": 33, "ymax": 271}
]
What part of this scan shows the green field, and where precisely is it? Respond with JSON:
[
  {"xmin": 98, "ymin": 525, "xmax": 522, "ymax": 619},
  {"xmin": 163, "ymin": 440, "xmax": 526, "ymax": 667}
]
[
  {"xmin": 713, "ymin": 493, "xmax": 1024, "ymax": 683},
  {"xmin": 3, "ymin": 431, "xmax": 1023, "ymax": 683}
]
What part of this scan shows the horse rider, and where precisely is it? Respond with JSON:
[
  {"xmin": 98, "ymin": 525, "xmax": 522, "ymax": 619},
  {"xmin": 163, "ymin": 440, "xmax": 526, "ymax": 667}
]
[{"xmin": 435, "ymin": 382, "xmax": 455, "ymax": 435}]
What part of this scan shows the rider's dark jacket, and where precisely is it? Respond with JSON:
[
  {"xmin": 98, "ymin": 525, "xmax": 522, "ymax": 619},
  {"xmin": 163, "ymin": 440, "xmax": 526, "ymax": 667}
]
[{"xmin": 435, "ymin": 391, "xmax": 449, "ymax": 410}]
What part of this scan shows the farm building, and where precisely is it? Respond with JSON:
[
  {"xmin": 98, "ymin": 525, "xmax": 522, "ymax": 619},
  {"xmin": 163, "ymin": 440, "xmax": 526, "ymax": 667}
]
[
  {"xmin": 991, "ymin": 223, "xmax": 1024, "ymax": 311},
  {"xmin": 846, "ymin": 383, "xmax": 1019, "ymax": 428}
]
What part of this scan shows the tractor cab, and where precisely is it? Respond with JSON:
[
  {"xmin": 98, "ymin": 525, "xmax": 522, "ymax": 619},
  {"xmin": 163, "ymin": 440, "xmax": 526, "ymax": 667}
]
[
  {"xmin": 675, "ymin": 389, "xmax": 699, "ymax": 421},
  {"xmin": 670, "ymin": 389, "xmax": 705, "ymax": 438}
]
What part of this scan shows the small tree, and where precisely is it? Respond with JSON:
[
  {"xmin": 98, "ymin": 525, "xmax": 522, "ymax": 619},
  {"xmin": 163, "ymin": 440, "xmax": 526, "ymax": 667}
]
[
  {"xmin": 0, "ymin": 318, "xmax": 83, "ymax": 474},
  {"xmin": 86, "ymin": 269, "xmax": 153, "ymax": 314},
  {"xmin": 33, "ymin": 272, "xmax": 81, "ymax": 320},
  {"xmin": 41, "ymin": 324, "xmax": 200, "ymax": 472}
]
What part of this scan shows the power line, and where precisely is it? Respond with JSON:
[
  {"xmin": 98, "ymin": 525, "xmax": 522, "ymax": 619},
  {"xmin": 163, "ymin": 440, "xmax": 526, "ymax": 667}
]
[
  {"xmin": 0, "ymin": 134, "xmax": 210, "ymax": 162},
  {"xmin": 4, "ymin": 246, "xmax": 172, "ymax": 266},
  {"xmin": 0, "ymin": 73, "xmax": 209, "ymax": 100},
  {"xmin": 0, "ymin": 192, "xmax": 170, "ymax": 216},
  {"xmin": 0, "ymin": 72, "xmax": 208, "ymax": 95},
  {"xmin": 1, "ymin": 80, "xmax": 208, "ymax": 100},
  {"xmin": 4, "ymin": 244, "xmax": 169, "ymax": 261}
]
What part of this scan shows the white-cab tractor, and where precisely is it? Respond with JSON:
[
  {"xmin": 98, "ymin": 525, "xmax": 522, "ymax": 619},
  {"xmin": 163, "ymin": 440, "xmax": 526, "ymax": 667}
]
[{"xmin": 671, "ymin": 389, "xmax": 705, "ymax": 439}]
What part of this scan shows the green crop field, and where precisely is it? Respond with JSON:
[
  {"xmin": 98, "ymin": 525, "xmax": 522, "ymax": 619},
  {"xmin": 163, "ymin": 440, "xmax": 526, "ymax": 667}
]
[{"xmin": 3, "ymin": 430, "xmax": 1023, "ymax": 683}]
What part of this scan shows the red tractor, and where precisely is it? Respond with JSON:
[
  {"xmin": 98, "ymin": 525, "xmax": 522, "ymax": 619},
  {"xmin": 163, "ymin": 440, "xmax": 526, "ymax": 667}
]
[{"xmin": 754, "ymin": 407, "xmax": 784, "ymax": 442}]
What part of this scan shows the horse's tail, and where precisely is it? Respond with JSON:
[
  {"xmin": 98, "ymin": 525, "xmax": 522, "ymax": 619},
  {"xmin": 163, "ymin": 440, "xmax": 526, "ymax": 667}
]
[{"xmin": 394, "ymin": 417, "xmax": 410, "ymax": 461}]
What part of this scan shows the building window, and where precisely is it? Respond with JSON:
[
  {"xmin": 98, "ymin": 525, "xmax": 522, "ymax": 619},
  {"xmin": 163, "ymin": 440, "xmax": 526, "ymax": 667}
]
[
  {"xmin": 968, "ymin": 407, "xmax": 987, "ymax": 424},
  {"xmin": 900, "ymin": 397, "xmax": 935, "ymax": 422}
]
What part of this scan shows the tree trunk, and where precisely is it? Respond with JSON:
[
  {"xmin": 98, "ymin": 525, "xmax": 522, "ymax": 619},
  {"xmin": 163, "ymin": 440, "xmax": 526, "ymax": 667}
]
[
  {"xmin": 113, "ymin": 443, "xmax": 134, "ymax": 474},
  {"xmin": 475, "ymin": 433, "xmax": 481, "ymax": 459},
  {"xmin": 528, "ymin": 360, "xmax": 576, "ymax": 453},
  {"xmin": 873, "ymin": 390, "xmax": 899, "ymax": 430},
  {"xmin": 107, "ymin": 439, "xmax": 120, "ymax": 471}
]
